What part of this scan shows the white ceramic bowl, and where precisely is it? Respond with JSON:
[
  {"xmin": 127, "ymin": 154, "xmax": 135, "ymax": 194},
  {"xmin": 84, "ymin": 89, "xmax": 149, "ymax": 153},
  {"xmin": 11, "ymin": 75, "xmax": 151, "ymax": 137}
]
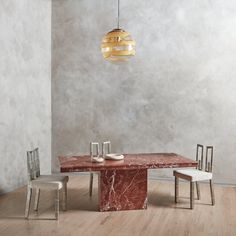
[
  {"xmin": 105, "ymin": 153, "xmax": 124, "ymax": 161},
  {"xmin": 91, "ymin": 157, "xmax": 104, "ymax": 163}
]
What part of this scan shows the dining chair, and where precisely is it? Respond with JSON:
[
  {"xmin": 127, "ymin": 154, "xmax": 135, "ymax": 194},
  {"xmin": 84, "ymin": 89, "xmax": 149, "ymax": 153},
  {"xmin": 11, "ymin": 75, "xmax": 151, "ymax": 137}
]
[
  {"xmin": 25, "ymin": 148, "xmax": 69, "ymax": 220},
  {"xmin": 89, "ymin": 141, "xmax": 111, "ymax": 196},
  {"xmin": 173, "ymin": 144, "xmax": 215, "ymax": 209}
]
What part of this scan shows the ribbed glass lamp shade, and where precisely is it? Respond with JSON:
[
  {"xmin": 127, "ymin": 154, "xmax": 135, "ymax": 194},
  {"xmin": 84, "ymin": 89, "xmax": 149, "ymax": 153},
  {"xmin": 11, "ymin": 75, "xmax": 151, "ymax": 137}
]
[{"xmin": 101, "ymin": 28, "xmax": 135, "ymax": 62}]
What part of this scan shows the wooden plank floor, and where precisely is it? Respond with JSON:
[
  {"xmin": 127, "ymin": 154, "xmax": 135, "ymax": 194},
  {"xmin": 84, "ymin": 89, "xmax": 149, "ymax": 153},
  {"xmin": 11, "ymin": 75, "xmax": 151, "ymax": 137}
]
[{"xmin": 0, "ymin": 175, "xmax": 235, "ymax": 236}]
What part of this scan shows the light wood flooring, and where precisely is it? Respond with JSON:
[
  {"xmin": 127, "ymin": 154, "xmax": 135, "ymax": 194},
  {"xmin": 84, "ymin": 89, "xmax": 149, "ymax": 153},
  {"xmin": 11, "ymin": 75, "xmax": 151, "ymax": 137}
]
[{"xmin": 0, "ymin": 175, "xmax": 236, "ymax": 236}]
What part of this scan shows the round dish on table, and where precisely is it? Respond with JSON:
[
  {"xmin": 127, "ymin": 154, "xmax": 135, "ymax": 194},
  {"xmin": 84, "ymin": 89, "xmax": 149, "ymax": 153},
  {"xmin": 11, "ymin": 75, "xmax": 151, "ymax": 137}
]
[
  {"xmin": 91, "ymin": 157, "xmax": 104, "ymax": 163},
  {"xmin": 105, "ymin": 153, "xmax": 124, "ymax": 161}
]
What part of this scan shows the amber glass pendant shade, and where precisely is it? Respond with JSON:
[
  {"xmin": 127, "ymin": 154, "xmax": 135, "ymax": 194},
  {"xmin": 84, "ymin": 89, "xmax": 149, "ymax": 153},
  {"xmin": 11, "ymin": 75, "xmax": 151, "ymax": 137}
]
[
  {"xmin": 101, "ymin": 29, "xmax": 135, "ymax": 62},
  {"xmin": 101, "ymin": 0, "xmax": 135, "ymax": 62}
]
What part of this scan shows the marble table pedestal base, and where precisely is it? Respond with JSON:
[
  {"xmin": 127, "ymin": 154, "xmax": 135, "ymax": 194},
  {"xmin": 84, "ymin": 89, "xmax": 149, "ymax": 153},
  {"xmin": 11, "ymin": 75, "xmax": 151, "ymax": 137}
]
[{"xmin": 99, "ymin": 169, "xmax": 148, "ymax": 211}]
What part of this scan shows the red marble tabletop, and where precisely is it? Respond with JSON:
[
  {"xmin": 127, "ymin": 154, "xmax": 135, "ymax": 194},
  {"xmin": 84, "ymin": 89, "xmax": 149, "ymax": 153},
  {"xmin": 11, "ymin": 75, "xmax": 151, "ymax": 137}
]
[{"xmin": 59, "ymin": 153, "xmax": 197, "ymax": 172}]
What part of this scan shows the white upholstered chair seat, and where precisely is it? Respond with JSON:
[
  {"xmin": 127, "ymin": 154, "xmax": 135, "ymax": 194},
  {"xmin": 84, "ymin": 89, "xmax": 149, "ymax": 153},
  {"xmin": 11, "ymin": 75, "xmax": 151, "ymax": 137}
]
[
  {"xmin": 174, "ymin": 169, "xmax": 213, "ymax": 182},
  {"xmin": 29, "ymin": 175, "xmax": 69, "ymax": 190}
]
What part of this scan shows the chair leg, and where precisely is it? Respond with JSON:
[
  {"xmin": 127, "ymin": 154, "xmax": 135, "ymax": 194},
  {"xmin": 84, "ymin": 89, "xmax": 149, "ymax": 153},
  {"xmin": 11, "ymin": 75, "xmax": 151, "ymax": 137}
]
[
  {"xmin": 210, "ymin": 180, "xmax": 215, "ymax": 206},
  {"xmin": 55, "ymin": 189, "xmax": 60, "ymax": 220},
  {"xmin": 62, "ymin": 183, "xmax": 67, "ymax": 211},
  {"xmin": 196, "ymin": 182, "xmax": 200, "ymax": 200},
  {"xmin": 34, "ymin": 188, "xmax": 40, "ymax": 211},
  {"xmin": 190, "ymin": 182, "xmax": 194, "ymax": 209},
  {"xmin": 89, "ymin": 173, "xmax": 93, "ymax": 197},
  {"xmin": 25, "ymin": 188, "xmax": 32, "ymax": 219},
  {"xmin": 175, "ymin": 176, "xmax": 179, "ymax": 203}
]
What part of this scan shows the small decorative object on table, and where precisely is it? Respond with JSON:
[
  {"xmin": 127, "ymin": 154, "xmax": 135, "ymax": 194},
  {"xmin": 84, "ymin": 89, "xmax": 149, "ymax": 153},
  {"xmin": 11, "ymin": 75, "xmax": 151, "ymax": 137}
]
[
  {"xmin": 90, "ymin": 142, "xmax": 104, "ymax": 163},
  {"xmin": 105, "ymin": 153, "xmax": 124, "ymax": 160},
  {"xmin": 102, "ymin": 141, "xmax": 124, "ymax": 160},
  {"xmin": 90, "ymin": 141, "xmax": 124, "ymax": 162},
  {"xmin": 102, "ymin": 141, "xmax": 111, "ymax": 157}
]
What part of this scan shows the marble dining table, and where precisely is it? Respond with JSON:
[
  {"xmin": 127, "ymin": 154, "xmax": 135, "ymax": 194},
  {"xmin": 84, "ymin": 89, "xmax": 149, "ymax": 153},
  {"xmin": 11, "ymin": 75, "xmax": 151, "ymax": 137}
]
[{"xmin": 58, "ymin": 153, "xmax": 197, "ymax": 212}]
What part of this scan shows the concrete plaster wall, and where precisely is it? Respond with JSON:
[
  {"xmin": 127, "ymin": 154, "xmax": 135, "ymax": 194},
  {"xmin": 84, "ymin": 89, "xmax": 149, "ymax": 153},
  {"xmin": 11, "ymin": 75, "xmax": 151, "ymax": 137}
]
[
  {"xmin": 0, "ymin": 0, "xmax": 51, "ymax": 193},
  {"xmin": 52, "ymin": 0, "xmax": 236, "ymax": 184}
]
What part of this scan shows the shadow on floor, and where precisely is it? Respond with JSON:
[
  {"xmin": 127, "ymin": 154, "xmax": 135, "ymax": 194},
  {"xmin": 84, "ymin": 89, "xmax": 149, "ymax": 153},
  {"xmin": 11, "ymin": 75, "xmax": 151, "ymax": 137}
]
[
  {"xmin": 148, "ymin": 191, "xmax": 212, "ymax": 209},
  {"xmin": 66, "ymin": 187, "xmax": 99, "ymax": 212},
  {"xmin": 148, "ymin": 191, "xmax": 175, "ymax": 208}
]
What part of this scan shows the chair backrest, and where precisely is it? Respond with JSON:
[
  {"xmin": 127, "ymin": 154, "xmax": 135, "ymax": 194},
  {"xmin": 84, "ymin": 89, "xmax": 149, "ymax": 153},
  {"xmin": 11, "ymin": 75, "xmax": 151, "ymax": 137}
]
[
  {"xmin": 90, "ymin": 142, "xmax": 99, "ymax": 159},
  {"xmin": 196, "ymin": 144, "xmax": 214, "ymax": 172},
  {"xmin": 205, "ymin": 146, "xmax": 214, "ymax": 172},
  {"xmin": 196, "ymin": 144, "xmax": 204, "ymax": 170},
  {"xmin": 27, "ymin": 148, "xmax": 40, "ymax": 181},
  {"xmin": 102, "ymin": 141, "xmax": 111, "ymax": 157}
]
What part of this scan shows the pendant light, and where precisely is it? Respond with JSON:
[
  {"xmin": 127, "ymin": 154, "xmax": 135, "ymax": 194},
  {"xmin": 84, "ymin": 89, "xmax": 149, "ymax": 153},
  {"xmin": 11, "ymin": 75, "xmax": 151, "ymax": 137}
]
[{"xmin": 101, "ymin": 0, "xmax": 136, "ymax": 62}]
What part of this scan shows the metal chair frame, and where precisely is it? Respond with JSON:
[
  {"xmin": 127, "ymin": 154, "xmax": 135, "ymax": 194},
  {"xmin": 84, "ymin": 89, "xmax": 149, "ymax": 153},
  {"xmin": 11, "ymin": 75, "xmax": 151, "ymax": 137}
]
[
  {"xmin": 174, "ymin": 144, "xmax": 215, "ymax": 209},
  {"xmin": 25, "ymin": 148, "xmax": 68, "ymax": 220}
]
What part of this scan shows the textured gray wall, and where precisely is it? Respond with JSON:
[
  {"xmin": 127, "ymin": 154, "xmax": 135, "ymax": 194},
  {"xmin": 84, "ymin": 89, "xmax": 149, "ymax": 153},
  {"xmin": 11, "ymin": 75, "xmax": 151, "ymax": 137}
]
[
  {"xmin": 52, "ymin": 0, "xmax": 236, "ymax": 184},
  {"xmin": 0, "ymin": 0, "xmax": 51, "ymax": 193}
]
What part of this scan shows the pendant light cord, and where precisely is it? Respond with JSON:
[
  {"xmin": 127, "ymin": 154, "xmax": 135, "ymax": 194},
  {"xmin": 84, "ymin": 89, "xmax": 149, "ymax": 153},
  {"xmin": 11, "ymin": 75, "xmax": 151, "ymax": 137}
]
[{"xmin": 117, "ymin": 0, "xmax": 120, "ymax": 29}]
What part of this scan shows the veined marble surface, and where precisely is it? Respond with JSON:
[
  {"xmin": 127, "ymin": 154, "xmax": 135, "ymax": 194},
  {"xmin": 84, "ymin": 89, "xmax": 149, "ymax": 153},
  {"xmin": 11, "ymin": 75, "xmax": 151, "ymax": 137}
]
[
  {"xmin": 99, "ymin": 169, "xmax": 148, "ymax": 211},
  {"xmin": 59, "ymin": 153, "xmax": 196, "ymax": 211},
  {"xmin": 59, "ymin": 153, "xmax": 197, "ymax": 172}
]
